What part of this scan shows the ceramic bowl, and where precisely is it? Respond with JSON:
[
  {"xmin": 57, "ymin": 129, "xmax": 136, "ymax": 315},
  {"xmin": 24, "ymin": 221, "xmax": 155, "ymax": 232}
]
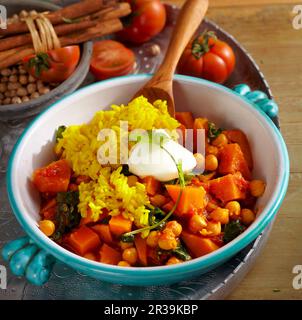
[
  {"xmin": 0, "ymin": 0, "xmax": 92, "ymax": 120},
  {"xmin": 3, "ymin": 74, "xmax": 289, "ymax": 286}
]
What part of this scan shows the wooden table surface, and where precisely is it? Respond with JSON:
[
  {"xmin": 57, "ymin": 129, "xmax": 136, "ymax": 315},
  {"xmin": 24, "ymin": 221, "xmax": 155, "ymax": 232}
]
[{"xmin": 166, "ymin": 0, "xmax": 302, "ymax": 299}]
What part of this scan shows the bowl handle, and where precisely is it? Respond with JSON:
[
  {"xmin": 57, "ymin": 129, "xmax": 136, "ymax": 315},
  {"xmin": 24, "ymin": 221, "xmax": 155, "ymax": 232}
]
[
  {"xmin": 233, "ymin": 84, "xmax": 279, "ymax": 119},
  {"xmin": 2, "ymin": 236, "xmax": 56, "ymax": 286}
]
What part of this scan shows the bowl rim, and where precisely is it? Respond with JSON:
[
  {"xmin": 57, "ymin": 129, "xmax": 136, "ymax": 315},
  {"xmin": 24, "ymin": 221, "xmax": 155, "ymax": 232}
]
[
  {"xmin": 6, "ymin": 74, "xmax": 290, "ymax": 276},
  {"xmin": 0, "ymin": 0, "xmax": 92, "ymax": 117}
]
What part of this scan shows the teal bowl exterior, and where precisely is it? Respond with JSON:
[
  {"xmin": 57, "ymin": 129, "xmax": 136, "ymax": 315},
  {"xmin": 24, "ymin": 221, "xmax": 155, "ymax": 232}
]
[{"xmin": 3, "ymin": 75, "xmax": 289, "ymax": 286}]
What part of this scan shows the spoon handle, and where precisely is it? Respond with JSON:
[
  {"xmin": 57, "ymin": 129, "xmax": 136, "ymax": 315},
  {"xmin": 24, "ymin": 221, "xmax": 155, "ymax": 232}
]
[{"xmin": 149, "ymin": 0, "xmax": 209, "ymax": 85}]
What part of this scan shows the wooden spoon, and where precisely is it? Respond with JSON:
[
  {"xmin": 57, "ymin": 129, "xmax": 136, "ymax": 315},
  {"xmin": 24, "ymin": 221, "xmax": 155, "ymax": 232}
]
[{"xmin": 133, "ymin": 0, "xmax": 209, "ymax": 116}]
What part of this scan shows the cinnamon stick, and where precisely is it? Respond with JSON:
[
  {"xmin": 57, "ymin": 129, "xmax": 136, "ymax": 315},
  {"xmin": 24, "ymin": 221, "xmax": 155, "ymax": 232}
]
[
  {"xmin": 0, "ymin": 19, "xmax": 123, "ymax": 69},
  {"xmin": 0, "ymin": 0, "xmax": 104, "ymax": 36},
  {"xmin": 0, "ymin": 3, "xmax": 131, "ymax": 52}
]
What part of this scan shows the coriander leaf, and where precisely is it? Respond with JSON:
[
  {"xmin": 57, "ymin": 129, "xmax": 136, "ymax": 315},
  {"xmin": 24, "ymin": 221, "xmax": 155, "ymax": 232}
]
[
  {"xmin": 56, "ymin": 125, "xmax": 66, "ymax": 142},
  {"xmin": 223, "ymin": 220, "xmax": 245, "ymax": 244},
  {"xmin": 120, "ymin": 233, "xmax": 135, "ymax": 243},
  {"xmin": 208, "ymin": 121, "xmax": 222, "ymax": 141}
]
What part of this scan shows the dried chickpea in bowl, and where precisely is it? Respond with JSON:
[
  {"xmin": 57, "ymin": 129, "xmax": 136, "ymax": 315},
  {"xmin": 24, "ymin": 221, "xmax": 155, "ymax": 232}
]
[{"xmin": 0, "ymin": 65, "xmax": 55, "ymax": 106}]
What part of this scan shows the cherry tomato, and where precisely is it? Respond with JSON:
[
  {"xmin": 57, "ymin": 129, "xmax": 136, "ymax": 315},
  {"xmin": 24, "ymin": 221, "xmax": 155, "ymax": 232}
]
[
  {"xmin": 118, "ymin": 0, "xmax": 166, "ymax": 44},
  {"xmin": 23, "ymin": 46, "xmax": 80, "ymax": 83},
  {"xmin": 178, "ymin": 32, "xmax": 236, "ymax": 84},
  {"xmin": 90, "ymin": 40, "xmax": 135, "ymax": 80}
]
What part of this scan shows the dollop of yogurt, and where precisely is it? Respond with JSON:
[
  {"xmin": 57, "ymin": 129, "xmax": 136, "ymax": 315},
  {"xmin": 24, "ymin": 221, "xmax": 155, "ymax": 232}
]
[{"xmin": 128, "ymin": 130, "xmax": 196, "ymax": 182}]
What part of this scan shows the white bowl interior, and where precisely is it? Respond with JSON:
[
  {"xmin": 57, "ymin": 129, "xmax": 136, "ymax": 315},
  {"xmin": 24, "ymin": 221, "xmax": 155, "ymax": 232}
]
[{"xmin": 11, "ymin": 76, "xmax": 283, "ymax": 239}]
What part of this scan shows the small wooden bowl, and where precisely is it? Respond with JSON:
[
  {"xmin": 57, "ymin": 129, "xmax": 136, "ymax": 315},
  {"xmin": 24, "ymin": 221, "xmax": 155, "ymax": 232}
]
[{"xmin": 0, "ymin": 0, "xmax": 93, "ymax": 120}]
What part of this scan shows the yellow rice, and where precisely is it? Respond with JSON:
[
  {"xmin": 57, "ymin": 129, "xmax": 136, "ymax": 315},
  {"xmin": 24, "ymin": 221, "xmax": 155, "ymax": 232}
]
[{"xmin": 55, "ymin": 96, "xmax": 179, "ymax": 228}]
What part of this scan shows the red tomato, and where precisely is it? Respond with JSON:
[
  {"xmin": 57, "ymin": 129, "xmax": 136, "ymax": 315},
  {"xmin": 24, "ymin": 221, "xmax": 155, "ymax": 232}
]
[
  {"xmin": 90, "ymin": 40, "xmax": 135, "ymax": 80},
  {"xmin": 23, "ymin": 46, "xmax": 80, "ymax": 83},
  {"xmin": 178, "ymin": 32, "xmax": 236, "ymax": 84},
  {"xmin": 118, "ymin": 0, "xmax": 166, "ymax": 44},
  {"xmin": 33, "ymin": 159, "xmax": 71, "ymax": 193}
]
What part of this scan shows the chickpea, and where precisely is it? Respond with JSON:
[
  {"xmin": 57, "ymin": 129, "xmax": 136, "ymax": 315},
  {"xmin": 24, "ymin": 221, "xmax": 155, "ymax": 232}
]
[
  {"xmin": 118, "ymin": 261, "xmax": 131, "ymax": 267},
  {"xmin": 8, "ymin": 90, "xmax": 17, "ymax": 98},
  {"xmin": 166, "ymin": 257, "xmax": 182, "ymax": 265},
  {"xmin": 120, "ymin": 241, "xmax": 133, "ymax": 250},
  {"xmin": 158, "ymin": 230, "xmax": 178, "ymax": 250},
  {"xmin": 11, "ymin": 68, "xmax": 18, "ymax": 75},
  {"xmin": 11, "ymin": 97, "xmax": 22, "ymax": 104},
  {"xmin": 8, "ymin": 82, "xmax": 21, "ymax": 90},
  {"xmin": 212, "ymin": 133, "xmax": 228, "ymax": 147},
  {"xmin": 206, "ymin": 200, "xmax": 218, "ymax": 212},
  {"xmin": 241, "ymin": 209, "xmax": 255, "ymax": 226},
  {"xmin": 203, "ymin": 221, "xmax": 221, "ymax": 236},
  {"xmin": 19, "ymin": 75, "xmax": 28, "ymax": 85},
  {"xmin": 150, "ymin": 194, "xmax": 167, "ymax": 207},
  {"xmin": 3, "ymin": 97, "xmax": 11, "ymax": 104},
  {"xmin": 9, "ymin": 75, "xmax": 18, "ymax": 83},
  {"xmin": 36, "ymin": 80, "xmax": 43, "ymax": 89},
  {"xmin": 17, "ymin": 87, "xmax": 27, "ymax": 97},
  {"xmin": 146, "ymin": 230, "xmax": 160, "ymax": 248},
  {"xmin": 27, "ymin": 83, "xmax": 37, "ymax": 94},
  {"xmin": 83, "ymin": 252, "xmax": 97, "ymax": 261},
  {"xmin": 22, "ymin": 96, "xmax": 30, "ymax": 103},
  {"xmin": 19, "ymin": 10, "xmax": 29, "ymax": 19},
  {"xmin": 122, "ymin": 247, "xmax": 138, "ymax": 265},
  {"xmin": 38, "ymin": 87, "xmax": 50, "ymax": 95},
  {"xmin": 205, "ymin": 154, "xmax": 218, "ymax": 171},
  {"xmin": 30, "ymin": 10, "xmax": 38, "ymax": 17},
  {"xmin": 165, "ymin": 221, "xmax": 182, "ymax": 237},
  {"xmin": 249, "ymin": 180, "xmax": 266, "ymax": 197},
  {"xmin": 206, "ymin": 145, "xmax": 219, "ymax": 156},
  {"xmin": 4, "ymin": 91, "xmax": 11, "ymax": 98},
  {"xmin": 30, "ymin": 92, "xmax": 40, "ymax": 99},
  {"xmin": 39, "ymin": 219, "xmax": 55, "ymax": 236},
  {"xmin": 189, "ymin": 214, "xmax": 207, "ymax": 233},
  {"xmin": 225, "ymin": 201, "xmax": 241, "ymax": 220},
  {"xmin": 210, "ymin": 207, "xmax": 229, "ymax": 224},
  {"xmin": 1, "ymin": 68, "xmax": 11, "ymax": 77},
  {"xmin": 0, "ymin": 93, "xmax": 3, "ymax": 100},
  {"xmin": 1, "ymin": 77, "xmax": 8, "ymax": 83},
  {"xmin": 0, "ymin": 83, "xmax": 6, "ymax": 93},
  {"xmin": 194, "ymin": 153, "xmax": 205, "ymax": 172},
  {"xmin": 127, "ymin": 175, "xmax": 138, "ymax": 187},
  {"xmin": 28, "ymin": 75, "xmax": 36, "ymax": 83}
]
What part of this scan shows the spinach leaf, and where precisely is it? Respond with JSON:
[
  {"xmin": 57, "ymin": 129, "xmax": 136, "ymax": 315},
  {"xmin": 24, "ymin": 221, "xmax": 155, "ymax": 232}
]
[
  {"xmin": 208, "ymin": 122, "xmax": 222, "ymax": 141},
  {"xmin": 223, "ymin": 220, "xmax": 245, "ymax": 244},
  {"xmin": 56, "ymin": 125, "xmax": 66, "ymax": 142},
  {"xmin": 157, "ymin": 243, "xmax": 192, "ymax": 262},
  {"xmin": 120, "ymin": 164, "xmax": 132, "ymax": 176},
  {"xmin": 172, "ymin": 243, "xmax": 191, "ymax": 261},
  {"xmin": 100, "ymin": 215, "xmax": 111, "ymax": 225},
  {"xmin": 51, "ymin": 191, "xmax": 81, "ymax": 241}
]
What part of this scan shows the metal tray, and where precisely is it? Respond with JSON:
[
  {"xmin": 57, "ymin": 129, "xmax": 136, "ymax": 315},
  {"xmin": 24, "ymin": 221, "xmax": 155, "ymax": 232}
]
[{"xmin": 0, "ymin": 2, "xmax": 277, "ymax": 300}]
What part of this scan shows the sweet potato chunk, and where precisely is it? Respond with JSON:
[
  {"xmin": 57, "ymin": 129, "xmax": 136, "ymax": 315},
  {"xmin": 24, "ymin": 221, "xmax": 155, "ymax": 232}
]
[
  {"xmin": 224, "ymin": 130, "xmax": 253, "ymax": 170},
  {"xmin": 166, "ymin": 185, "xmax": 206, "ymax": 215},
  {"xmin": 181, "ymin": 230, "xmax": 220, "ymax": 258},
  {"xmin": 99, "ymin": 244, "xmax": 121, "ymax": 265},
  {"xmin": 66, "ymin": 225, "xmax": 101, "ymax": 256},
  {"xmin": 175, "ymin": 112, "xmax": 194, "ymax": 128},
  {"xmin": 109, "ymin": 214, "xmax": 133, "ymax": 237},
  {"xmin": 92, "ymin": 224, "xmax": 113, "ymax": 244},
  {"xmin": 219, "ymin": 143, "xmax": 251, "ymax": 180},
  {"xmin": 210, "ymin": 173, "xmax": 248, "ymax": 203}
]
